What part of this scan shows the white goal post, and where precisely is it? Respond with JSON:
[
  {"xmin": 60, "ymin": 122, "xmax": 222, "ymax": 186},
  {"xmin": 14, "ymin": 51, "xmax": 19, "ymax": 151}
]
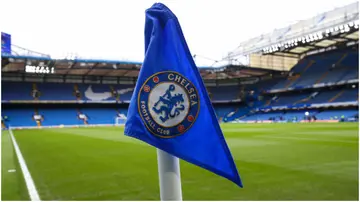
[{"xmin": 115, "ymin": 114, "xmax": 127, "ymax": 126}]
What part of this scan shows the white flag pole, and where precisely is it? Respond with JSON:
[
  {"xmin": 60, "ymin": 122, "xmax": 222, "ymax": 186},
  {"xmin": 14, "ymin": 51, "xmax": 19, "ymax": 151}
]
[{"xmin": 157, "ymin": 149, "xmax": 183, "ymax": 201}]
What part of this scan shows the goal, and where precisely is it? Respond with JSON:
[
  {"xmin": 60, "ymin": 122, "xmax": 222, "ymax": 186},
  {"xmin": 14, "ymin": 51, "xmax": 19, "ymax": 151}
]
[{"xmin": 115, "ymin": 114, "xmax": 127, "ymax": 126}]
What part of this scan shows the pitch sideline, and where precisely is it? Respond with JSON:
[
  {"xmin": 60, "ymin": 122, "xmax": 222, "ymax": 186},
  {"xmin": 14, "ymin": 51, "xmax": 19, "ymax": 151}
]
[{"xmin": 9, "ymin": 127, "xmax": 40, "ymax": 201}]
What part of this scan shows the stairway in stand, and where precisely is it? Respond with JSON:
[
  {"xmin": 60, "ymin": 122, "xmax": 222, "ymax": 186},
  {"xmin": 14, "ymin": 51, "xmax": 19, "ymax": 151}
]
[
  {"xmin": 328, "ymin": 90, "xmax": 344, "ymax": 103},
  {"xmin": 73, "ymin": 84, "xmax": 81, "ymax": 100},
  {"xmin": 286, "ymin": 60, "xmax": 315, "ymax": 87},
  {"xmin": 31, "ymin": 83, "xmax": 40, "ymax": 100},
  {"xmin": 33, "ymin": 109, "xmax": 42, "ymax": 127}
]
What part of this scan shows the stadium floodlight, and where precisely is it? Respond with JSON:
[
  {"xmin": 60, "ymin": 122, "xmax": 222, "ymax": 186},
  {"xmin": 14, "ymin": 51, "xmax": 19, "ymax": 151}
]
[
  {"xmin": 330, "ymin": 28, "xmax": 334, "ymax": 32},
  {"xmin": 318, "ymin": 35, "xmax": 323, "ymax": 40},
  {"xmin": 285, "ymin": 45, "xmax": 288, "ymax": 48},
  {"xmin": 349, "ymin": 22, "xmax": 354, "ymax": 27},
  {"xmin": 334, "ymin": 26, "xmax": 339, "ymax": 31},
  {"xmin": 326, "ymin": 29, "xmax": 330, "ymax": 33}
]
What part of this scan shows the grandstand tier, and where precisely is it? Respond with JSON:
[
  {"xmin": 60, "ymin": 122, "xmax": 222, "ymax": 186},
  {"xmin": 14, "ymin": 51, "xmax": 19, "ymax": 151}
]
[{"xmin": 1, "ymin": 45, "xmax": 359, "ymax": 128}]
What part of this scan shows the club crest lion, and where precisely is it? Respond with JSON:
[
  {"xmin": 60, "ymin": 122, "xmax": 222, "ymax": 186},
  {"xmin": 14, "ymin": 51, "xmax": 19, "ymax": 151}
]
[{"xmin": 138, "ymin": 71, "xmax": 200, "ymax": 138}]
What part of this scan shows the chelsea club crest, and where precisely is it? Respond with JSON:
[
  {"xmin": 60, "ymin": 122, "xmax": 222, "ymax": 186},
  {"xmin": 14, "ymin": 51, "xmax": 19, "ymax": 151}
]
[{"xmin": 138, "ymin": 71, "xmax": 200, "ymax": 138}]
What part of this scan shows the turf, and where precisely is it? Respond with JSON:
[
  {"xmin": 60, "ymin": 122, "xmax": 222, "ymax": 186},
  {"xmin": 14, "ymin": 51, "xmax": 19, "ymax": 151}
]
[
  {"xmin": 1, "ymin": 130, "xmax": 30, "ymax": 201},
  {"xmin": 1, "ymin": 123, "xmax": 359, "ymax": 200}
]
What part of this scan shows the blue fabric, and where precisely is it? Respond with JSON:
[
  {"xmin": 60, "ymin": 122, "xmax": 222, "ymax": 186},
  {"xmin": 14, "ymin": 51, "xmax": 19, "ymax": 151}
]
[{"xmin": 124, "ymin": 3, "xmax": 242, "ymax": 187}]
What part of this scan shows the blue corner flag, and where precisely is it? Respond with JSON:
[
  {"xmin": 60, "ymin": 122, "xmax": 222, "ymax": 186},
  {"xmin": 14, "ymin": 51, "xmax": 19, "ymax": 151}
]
[{"xmin": 124, "ymin": 3, "xmax": 242, "ymax": 187}]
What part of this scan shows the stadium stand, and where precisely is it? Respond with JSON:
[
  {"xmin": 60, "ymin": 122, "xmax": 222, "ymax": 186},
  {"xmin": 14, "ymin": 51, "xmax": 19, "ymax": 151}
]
[
  {"xmin": 269, "ymin": 47, "xmax": 359, "ymax": 90},
  {"xmin": 2, "ymin": 109, "xmax": 38, "ymax": 127},
  {"xmin": 1, "ymin": 5, "xmax": 358, "ymax": 127},
  {"xmin": 1, "ymin": 82, "xmax": 135, "ymax": 102},
  {"xmin": 315, "ymin": 109, "xmax": 358, "ymax": 120}
]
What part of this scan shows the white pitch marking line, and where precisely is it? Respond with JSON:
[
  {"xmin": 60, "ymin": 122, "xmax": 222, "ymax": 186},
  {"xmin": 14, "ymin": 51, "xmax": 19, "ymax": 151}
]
[
  {"xmin": 9, "ymin": 128, "xmax": 41, "ymax": 201},
  {"xmin": 8, "ymin": 169, "xmax": 16, "ymax": 173}
]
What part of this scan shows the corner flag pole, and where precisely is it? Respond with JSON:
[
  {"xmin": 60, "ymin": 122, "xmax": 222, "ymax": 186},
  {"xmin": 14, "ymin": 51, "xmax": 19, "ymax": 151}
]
[{"xmin": 157, "ymin": 149, "xmax": 183, "ymax": 201}]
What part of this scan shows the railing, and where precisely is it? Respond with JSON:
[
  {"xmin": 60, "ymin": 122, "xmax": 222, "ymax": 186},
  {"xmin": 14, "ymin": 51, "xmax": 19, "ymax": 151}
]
[
  {"xmin": 7, "ymin": 124, "xmax": 123, "ymax": 130},
  {"xmin": 256, "ymin": 101, "xmax": 358, "ymax": 111},
  {"xmin": 1, "ymin": 100, "xmax": 131, "ymax": 104},
  {"xmin": 265, "ymin": 78, "xmax": 358, "ymax": 94}
]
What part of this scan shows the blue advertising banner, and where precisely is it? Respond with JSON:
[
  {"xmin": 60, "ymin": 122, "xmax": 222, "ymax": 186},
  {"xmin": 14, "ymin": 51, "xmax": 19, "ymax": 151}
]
[{"xmin": 1, "ymin": 32, "xmax": 11, "ymax": 55}]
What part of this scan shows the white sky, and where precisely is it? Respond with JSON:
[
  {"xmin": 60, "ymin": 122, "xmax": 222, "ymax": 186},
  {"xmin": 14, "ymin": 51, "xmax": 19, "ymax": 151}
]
[{"xmin": 0, "ymin": 0, "xmax": 357, "ymax": 66}]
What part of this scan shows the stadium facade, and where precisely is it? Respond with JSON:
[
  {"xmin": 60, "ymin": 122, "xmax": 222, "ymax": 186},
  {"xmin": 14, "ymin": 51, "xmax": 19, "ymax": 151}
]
[{"xmin": 1, "ymin": 2, "xmax": 359, "ymax": 129}]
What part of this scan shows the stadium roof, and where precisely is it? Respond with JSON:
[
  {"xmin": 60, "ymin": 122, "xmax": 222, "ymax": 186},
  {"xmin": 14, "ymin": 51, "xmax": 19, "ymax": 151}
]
[
  {"xmin": 226, "ymin": 2, "xmax": 359, "ymax": 70},
  {"xmin": 3, "ymin": 2, "xmax": 357, "ymax": 80},
  {"xmin": 1, "ymin": 54, "xmax": 279, "ymax": 80}
]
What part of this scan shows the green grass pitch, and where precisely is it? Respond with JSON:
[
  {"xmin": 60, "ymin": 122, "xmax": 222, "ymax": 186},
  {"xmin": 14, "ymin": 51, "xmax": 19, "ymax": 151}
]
[{"xmin": 2, "ymin": 123, "xmax": 359, "ymax": 200}]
